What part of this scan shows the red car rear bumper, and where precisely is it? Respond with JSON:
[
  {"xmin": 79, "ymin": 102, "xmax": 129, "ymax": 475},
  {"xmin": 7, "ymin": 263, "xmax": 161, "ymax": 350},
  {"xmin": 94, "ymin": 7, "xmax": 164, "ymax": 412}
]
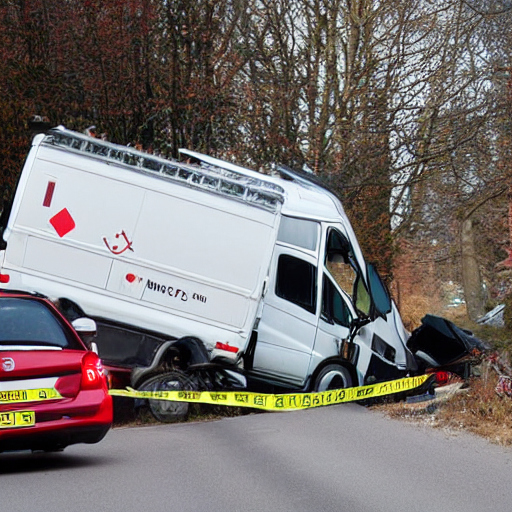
[{"xmin": 0, "ymin": 391, "xmax": 112, "ymax": 452}]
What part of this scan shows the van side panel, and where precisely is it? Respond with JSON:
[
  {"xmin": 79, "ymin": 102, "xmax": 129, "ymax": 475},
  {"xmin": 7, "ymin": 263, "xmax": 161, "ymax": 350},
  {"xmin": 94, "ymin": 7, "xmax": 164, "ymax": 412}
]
[
  {"xmin": 24, "ymin": 237, "xmax": 112, "ymax": 288},
  {"xmin": 133, "ymin": 189, "xmax": 274, "ymax": 292},
  {"xmin": 106, "ymin": 260, "xmax": 251, "ymax": 328},
  {"xmin": 2, "ymin": 144, "xmax": 279, "ymax": 348},
  {"xmin": 14, "ymin": 149, "xmax": 146, "ymax": 246}
]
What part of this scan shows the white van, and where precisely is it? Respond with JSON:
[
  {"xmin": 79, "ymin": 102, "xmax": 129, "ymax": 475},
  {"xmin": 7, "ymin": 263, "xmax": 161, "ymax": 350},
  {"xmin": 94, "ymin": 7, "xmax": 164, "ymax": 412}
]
[{"xmin": 0, "ymin": 127, "xmax": 416, "ymax": 409}]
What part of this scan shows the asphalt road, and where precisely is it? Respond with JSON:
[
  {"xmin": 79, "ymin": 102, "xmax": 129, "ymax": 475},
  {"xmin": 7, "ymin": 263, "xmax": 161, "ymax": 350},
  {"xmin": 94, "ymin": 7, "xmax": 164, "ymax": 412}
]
[{"xmin": 1, "ymin": 403, "xmax": 511, "ymax": 512}]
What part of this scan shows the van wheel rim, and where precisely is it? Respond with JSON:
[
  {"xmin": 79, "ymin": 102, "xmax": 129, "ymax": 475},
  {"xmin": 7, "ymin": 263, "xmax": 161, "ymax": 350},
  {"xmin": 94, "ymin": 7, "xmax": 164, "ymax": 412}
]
[{"xmin": 315, "ymin": 366, "xmax": 351, "ymax": 392}]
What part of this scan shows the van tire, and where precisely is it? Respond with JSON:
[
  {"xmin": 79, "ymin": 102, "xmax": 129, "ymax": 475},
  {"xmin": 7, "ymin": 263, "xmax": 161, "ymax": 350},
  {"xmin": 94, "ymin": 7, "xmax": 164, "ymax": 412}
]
[
  {"xmin": 313, "ymin": 364, "xmax": 352, "ymax": 392},
  {"xmin": 137, "ymin": 371, "xmax": 194, "ymax": 423}
]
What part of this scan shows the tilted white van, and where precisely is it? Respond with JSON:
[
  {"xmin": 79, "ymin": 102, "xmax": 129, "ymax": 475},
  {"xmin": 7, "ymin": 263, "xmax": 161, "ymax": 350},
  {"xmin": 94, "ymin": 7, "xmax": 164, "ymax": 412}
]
[{"xmin": 0, "ymin": 127, "xmax": 417, "ymax": 418}]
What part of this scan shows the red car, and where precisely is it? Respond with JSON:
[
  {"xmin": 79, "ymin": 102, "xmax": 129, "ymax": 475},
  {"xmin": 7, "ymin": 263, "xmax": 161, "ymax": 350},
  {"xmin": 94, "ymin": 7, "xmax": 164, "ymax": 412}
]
[{"xmin": 0, "ymin": 290, "xmax": 112, "ymax": 453}]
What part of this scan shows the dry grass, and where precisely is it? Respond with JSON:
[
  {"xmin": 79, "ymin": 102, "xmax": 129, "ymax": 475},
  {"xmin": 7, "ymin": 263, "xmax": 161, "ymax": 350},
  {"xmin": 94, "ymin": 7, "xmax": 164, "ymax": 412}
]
[
  {"xmin": 435, "ymin": 365, "xmax": 512, "ymax": 445},
  {"xmin": 399, "ymin": 294, "xmax": 447, "ymax": 331},
  {"xmin": 373, "ymin": 362, "xmax": 512, "ymax": 446},
  {"xmin": 398, "ymin": 292, "xmax": 472, "ymax": 332},
  {"xmin": 385, "ymin": 295, "xmax": 512, "ymax": 446}
]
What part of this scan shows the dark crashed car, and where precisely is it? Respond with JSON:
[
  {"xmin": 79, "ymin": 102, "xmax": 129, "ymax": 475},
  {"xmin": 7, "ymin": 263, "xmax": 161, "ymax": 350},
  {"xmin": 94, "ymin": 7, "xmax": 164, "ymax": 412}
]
[{"xmin": 0, "ymin": 290, "xmax": 112, "ymax": 453}]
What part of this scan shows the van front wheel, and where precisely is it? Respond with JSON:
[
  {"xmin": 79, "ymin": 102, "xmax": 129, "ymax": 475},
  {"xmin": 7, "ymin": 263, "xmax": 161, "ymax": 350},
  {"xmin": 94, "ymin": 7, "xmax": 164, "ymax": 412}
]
[{"xmin": 313, "ymin": 364, "xmax": 352, "ymax": 392}]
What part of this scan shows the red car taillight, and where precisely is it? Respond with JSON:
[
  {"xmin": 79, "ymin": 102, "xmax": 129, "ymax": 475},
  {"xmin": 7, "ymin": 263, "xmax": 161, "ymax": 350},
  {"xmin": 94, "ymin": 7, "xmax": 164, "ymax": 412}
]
[
  {"xmin": 55, "ymin": 353, "xmax": 107, "ymax": 397},
  {"xmin": 81, "ymin": 352, "xmax": 107, "ymax": 391}
]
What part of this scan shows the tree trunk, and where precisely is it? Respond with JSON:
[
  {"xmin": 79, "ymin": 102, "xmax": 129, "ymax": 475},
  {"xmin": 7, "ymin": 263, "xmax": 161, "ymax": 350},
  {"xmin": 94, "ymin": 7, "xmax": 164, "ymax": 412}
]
[{"xmin": 461, "ymin": 218, "xmax": 486, "ymax": 320}]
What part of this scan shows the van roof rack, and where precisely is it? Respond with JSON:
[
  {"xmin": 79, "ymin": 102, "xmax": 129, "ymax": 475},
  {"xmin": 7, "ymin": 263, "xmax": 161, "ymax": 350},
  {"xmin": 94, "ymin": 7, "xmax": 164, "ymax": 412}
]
[{"xmin": 43, "ymin": 127, "xmax": 285, "ymax": 212}]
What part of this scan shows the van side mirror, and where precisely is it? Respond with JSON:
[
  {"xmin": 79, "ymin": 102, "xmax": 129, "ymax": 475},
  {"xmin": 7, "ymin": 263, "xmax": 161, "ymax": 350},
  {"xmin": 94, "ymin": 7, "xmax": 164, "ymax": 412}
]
[{"xmin": 349, "ymin": 316, "xmax": 371, "ymax": 340}]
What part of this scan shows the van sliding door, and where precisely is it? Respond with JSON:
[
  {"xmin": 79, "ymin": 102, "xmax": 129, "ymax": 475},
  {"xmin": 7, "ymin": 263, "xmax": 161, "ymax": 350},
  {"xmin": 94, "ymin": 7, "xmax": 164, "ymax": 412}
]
[{"xmin": 252, "ymin": 248, "xmax": 319, "ymax": 386}]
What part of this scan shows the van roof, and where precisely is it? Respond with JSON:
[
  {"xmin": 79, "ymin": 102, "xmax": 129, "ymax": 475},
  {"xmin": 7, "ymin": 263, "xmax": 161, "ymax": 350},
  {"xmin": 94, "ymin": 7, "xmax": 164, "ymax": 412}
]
[
  {"xmin": 41, "ymin": 127, "xmax": 349, "ymax": 223},
  {"xmin": 179, "ymin": 148, "xmax": 349, "ymax": 223}
]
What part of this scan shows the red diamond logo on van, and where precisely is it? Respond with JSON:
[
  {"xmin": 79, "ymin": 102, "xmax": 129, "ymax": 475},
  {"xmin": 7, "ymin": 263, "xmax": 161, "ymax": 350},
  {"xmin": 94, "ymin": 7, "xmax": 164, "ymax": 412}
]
[{"xmin": 50, "ymin": 208, "xmax": 76, "ymax": 237}]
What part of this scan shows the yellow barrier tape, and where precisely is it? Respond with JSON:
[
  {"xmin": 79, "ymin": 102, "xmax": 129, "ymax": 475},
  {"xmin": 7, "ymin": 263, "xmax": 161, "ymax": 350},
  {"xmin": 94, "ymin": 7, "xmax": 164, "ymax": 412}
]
[
  {"xmin": 0, "ymin": 388, "xmax": 62, "ymax": 404},
  {"xmin": 109, "ymin": 374, "xmax": 432, "ymax": 411},
  {"xmin": 0, "ymin": 411, "xmax": 36, "ymax": 429}
]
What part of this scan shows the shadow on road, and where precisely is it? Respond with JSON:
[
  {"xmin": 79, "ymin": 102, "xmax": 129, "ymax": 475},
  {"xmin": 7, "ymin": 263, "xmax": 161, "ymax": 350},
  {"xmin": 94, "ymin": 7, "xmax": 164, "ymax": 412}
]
[{"xmin": 0, "ymin": 451, "xmax": 113, "ymax": 474}]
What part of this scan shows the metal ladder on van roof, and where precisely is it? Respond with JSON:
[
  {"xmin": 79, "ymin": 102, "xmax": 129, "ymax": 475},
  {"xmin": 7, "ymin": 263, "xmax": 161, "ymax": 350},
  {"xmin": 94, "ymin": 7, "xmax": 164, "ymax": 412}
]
[{"xmin": 44, "ymin": 127, "xmax": 285, "ymax": 212}]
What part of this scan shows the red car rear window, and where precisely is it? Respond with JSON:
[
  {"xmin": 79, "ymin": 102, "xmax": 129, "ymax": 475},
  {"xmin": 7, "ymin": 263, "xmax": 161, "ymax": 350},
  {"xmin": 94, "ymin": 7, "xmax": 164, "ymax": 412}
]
[{"xmin": 0, "ymin": 297, "xmax": 83, "ymax": 349}]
